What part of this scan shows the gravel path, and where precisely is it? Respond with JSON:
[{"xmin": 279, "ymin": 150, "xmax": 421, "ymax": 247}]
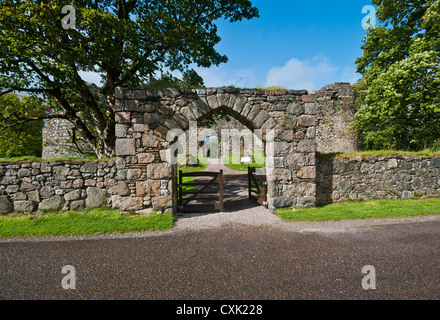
[{"xmin": 174, "ymin": 158, "xmax": 277, "ymax": 230}]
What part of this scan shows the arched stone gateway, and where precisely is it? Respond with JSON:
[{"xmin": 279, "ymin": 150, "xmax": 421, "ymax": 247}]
[{"xmin": 113, "ymin": 87, "xmax": 320, "ymax": 214}]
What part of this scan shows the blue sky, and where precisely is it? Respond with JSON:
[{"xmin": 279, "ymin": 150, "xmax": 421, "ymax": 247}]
[{"xmin": 82, "ymin": 0, "xmax": 374, "ymax": 90}]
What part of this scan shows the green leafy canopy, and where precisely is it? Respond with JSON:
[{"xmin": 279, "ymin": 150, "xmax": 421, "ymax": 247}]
[
  {"xmin": 353, "ymin": 0, "xmax": 440, "ymax": 151},
  {"xmin": 0, "ymin": 0, "xmax": 259, "ymax": 158}
]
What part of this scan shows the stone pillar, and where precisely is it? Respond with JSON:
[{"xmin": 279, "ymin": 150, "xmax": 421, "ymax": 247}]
[{"xmin": 114, "ymin": 87, "xmax": 318, "ymax": 214}]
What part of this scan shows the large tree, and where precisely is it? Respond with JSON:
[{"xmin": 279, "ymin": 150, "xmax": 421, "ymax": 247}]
[
  {"xmin": 353, "ymin": 0, "xmax": 440, "ymax": 151},
  {"xmin": 0, "ymin": 0, "xmax": 259, "ymax": 158}
]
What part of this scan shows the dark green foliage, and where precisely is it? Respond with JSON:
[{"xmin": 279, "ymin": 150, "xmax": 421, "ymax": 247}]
[{"xmin": 353, "ymin": 0, "xmax": 440, "ymax": 151}]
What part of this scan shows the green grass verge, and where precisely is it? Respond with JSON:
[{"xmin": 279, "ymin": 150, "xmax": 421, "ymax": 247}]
[
  {"xmin": 177, "ymin": 154, "xmax": 209, "ymax": 193},
  {"xmin": 275, "ymin": 198, "xmax": 440, "ymax": 222},
  {"xmin": 0, "ymin": 208, "xmax": 174, "ymax": 238},
  {"xmin": 221, "ymin": 153, "xmax": 265, "ymax": 172}
]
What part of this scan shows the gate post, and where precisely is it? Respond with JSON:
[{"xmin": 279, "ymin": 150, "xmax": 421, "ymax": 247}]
[{"xmin": 219, "ymin": 170, "xmax": 224, "ymax": 212}]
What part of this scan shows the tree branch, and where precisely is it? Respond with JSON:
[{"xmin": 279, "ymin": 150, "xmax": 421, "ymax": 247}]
[{"xmin": 0, "ymin": 114, "xmax": 66, "ymax": 132}]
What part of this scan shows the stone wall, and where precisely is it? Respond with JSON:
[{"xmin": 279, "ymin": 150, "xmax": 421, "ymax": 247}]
[
  {"xmin": 1, "ymin": 155, "xmax": 440, "ymax": 214},
  {"xmin": 42, "ymin": 119, "xmax": 94, "ymax": 159},
  {"xmin": 41, "ymin": 82, "xmax": 359, "ymax": 159},
  {"xmin": 0, "ymin": 160, "xmax": 117, "ymax": 214},
  {"xmin": 114, "ymin": 87, "xmax": 318, "ymax": 213},
  {"xmin": 315, "ymin": 82, "xmax": 360, "ymax": 153},
  {"xmin": 316, "ymin": 155, "xmax": 440, "ymax": 205}
]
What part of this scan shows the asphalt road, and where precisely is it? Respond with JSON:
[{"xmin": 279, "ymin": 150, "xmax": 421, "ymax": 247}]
[{"xmin": 1, "ymin": 218, "xmax": 440, "ymax": 301}]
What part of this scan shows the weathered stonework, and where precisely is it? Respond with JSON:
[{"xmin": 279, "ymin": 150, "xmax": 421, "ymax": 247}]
[
  {"xmin": 42, "ymin": 83, "xmax": 359, "ymax": 159},
  {"xmin": 0, "ymin": 160, "xmax": 117, "ymax": 213},
  {"xmin": 114, "ymin": 87, "xmax": 319, "ymax": 213},
  {"xmin": 316, "ymin": 155, "xmax": 440, "ymax": 205},
  {"xmin": 42, "ymin": 119, "xmax": 95, "ymax": 158},
  {"xmin": 315, "ymin": 83, "xmax": 360, "ymax": 153}
]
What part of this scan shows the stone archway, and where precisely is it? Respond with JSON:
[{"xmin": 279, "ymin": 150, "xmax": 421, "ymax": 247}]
[{"xmin": 113, "ymin": 87, "xmax": 317, "ymax": 214}]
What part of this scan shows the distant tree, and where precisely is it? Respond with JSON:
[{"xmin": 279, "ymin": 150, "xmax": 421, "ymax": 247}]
[
  {"xmin": 353, "ymin": 0, "xmax": 440, "ymax": 151},
  {"xmin": 0, "ymin": 0, "xmax": 259, "ymax": 158},
  {"xmin": 145, "ymin": 69, "xmax": 205, "ymax": 89},
  {"xmin": 0, "ymin": 93, "xmax": 47, "ymax": 157}
]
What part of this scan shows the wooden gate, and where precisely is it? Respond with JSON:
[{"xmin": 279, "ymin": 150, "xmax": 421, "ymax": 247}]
[
  {"xmin": 248, "ymin": 166, "xmax": 268, "ymax": 208},
  {"xmin": 178, "ymin": 170, "xmax": 224, "ymax": 213}
]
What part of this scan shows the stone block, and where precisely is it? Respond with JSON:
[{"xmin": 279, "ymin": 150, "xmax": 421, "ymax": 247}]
[
  {"xmin": 70, "ymin": 200, "xmax": 86, "ymax": 210},
  {"xmin": 252, "ymin": 110, "xmax": 270, "ymax": 129},
  {"xmin": 115, "ymin": 112, "xmax": 131, "ymax": 124},
  {"xmin": 39, "ymin": 195, "xmax": 65, "ymax": 211},
  {"xmin": 304, "ymin": 103, "xmax": 317, "ymax": 115},
  {"xmin": 127, "ymin": 169, "xmax": 143, "ymax": 181},
  {"xmin": 163, "ymin": 88, "xmax": 181, "ymax": 98},
  {"xmin": 0, "ymin": 195, "xmax": 13, "ymax": 213},
  {"xmin": 207, "ymin": 95, "xmax": 219, "ymax": 109},
  {"xmin": 301, "ymin": 95, "xmax": 315, "ymax": 103},
  {"xmin": 64, "ymin": 189, "xmax": 82, "ymax": 201},
  {"xmin": 85, "ymin": 187, "xmax": 108, "ymax": 208},
  {"xmin": 115, "ymin": 124, "xmax": 129, "ymax": 138},
  {"xmin": 151, "ymin": 195, "xmax": 173, "ymax": 210},
  {"xmin": 287, "ymin": 102, "xmax": 304, "ymax": 116},
  {"xmin": 136, "ymin": 180, "xmax": 161, "ymax": 197},
  {"xmin": 142, "ymin": 133, "xmax": 160, "ymax": 148},
  {"xmin": 306, "ymin": 127, "xmax": 316, "ymax": 139},
  {"xmin": 401, "ymin": 190, "xmax": 415, "ymax": 200},
  {"xmin": 115, "ymin": 139, "xmax": 136, "ymax": 156},
  {"xmin": 118, "ymin": 181, "xmax": 131, "ymax": 196},
  {"xmin": 270, "ymin": 168, "xmax": 292, "ymax": 181},
  {"xmin": 297, "ymin": 166, "xmax": 316, "ymax": 179},
  {"xmin": 27, "ymin": 190, "xmax": 40, "ymax": 202},
  {"xmin": 117, "ymin": 196, "xmax": 144, "ymax": 211},
  {"xmin": 17, "ymin": 168, "xmax": 31, "ymax": 178},
  {"xmin": 298, "ymin": 115, "xmax": 316, "ymax": 127},
  {"xmin": 431, "ymin": 157, "xmax": 440, "ymax": 168},
  {"xmin": 297, "ymin": 139, "xmax": 316, "ymax": 153},
  {"xmin": 80, "ymin": 162, "xmax": 98, "ymax": 173},
  {"xmin": 273, "ymin": 142, "xmax": 292, "ymax": 156},
  {"xmin": 147, "ymin": 164, "xmax": 172, "ymax": 180},
  {"xmin": 20, "ymin": 181, "xmax": 37, "ymax": 192},
  {"xmin": 143, "ymin": 112, "xmax": 161, "ymax": 124},
  {"xmin": 14, "ymin": 192, "xmax": 27, "ymax": 200},
  {"xmin": 296, "ymin": 196, "xmax": 316, "ymax": 207},
  {"xmin": 40, "ymin": 186, "xmax": 55, "ymax": 199},
  {"xmin": 72, "ymin": 179, "xmax": 84, "ymax": 188},
  {"xmin": 55, "ymin": 166, "xmax": 70, "ymax": 176},
  {"xmin": 387, "ymin": 159, "xmax": 398, "ymax": 169},
  {"xmin": 138, "ymin": 153, "xmax": 155, "ymax": 164},
  {"xmin": 217, "ymin": 93, "xmax": 230, "ymax": 107},
  {"xmin": 189, "ymin": 99, "xmax": 210, "ymax": 118},
  {"xmin": 271, "ymin": 196, "xmax": 294, "ymax": 209},
  {"xmin": 14, "ymin": 200, "xmax": 37, "ymax": 213}
]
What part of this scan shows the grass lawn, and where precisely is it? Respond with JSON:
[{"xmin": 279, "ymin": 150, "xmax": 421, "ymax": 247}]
[
  {"xmin": 221, "ymin": 152, "xmax": 265, "ymax": 172},
  {"xmin": 275, "ymin": 198, "xmax": 440, "ymax": 222},
  {"xmin": 177, "ymin": 154, "xmax": 208, "ymax": 193},
  {"xmin": 0, "ymin": 207, "xmax": 174, "ymax": 238}
]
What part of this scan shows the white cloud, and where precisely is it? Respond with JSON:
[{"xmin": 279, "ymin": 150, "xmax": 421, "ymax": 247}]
[
  {"xmin": 195, "ymin": 66, "xmax": 258, "ymax": 89},
  {"xmin": 265, "ymin": 55, "xmax": 360, "ymax": 90},
  {"xmin": 341, "ymin": 66, "xmax": 362, "ymax": 85}
]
